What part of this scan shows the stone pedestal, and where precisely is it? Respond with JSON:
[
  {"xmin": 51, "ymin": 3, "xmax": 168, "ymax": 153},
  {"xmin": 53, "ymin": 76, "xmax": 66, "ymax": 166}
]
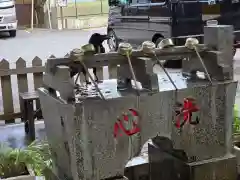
[
  {"xmin": 188, "ymin": 154, "xmax": 237, "ymax": 180},
  {"xmin": 39, "ymin": 76, "xmax": 237, "ymax": 180},
  {"xmin": 125, "ymin": 144, "xmax": 237, "ymax": 180}
]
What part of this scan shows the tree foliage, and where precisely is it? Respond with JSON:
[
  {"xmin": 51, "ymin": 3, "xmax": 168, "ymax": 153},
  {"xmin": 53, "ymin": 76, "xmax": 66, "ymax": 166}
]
[{"xmin": 234, "ymin": 104, "xmax": 240, "ymax": 134}]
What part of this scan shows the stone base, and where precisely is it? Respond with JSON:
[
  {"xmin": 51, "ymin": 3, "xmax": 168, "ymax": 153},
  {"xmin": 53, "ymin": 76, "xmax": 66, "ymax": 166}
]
[
  {"xmin": 188, "ymin": 154, "xmax": 237, "ymax": 180},
  {"xmin": 147, "ymin": 145, "xmax": 238, "ymax": 180},
  {"xmin": 125, "ymin": 145, "xmax": 237, "ymax": 180}
]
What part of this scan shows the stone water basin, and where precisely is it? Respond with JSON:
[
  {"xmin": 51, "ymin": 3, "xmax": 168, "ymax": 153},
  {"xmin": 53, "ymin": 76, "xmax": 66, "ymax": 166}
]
[{"xmin": 74, "ymin": 68, "xmax": 215, "ymax": 101}]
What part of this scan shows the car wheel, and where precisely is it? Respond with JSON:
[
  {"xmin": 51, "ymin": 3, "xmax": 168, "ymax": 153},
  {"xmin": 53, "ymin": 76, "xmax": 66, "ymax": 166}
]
[
  {"xmin": 9, "ymin": 30, "xmax": 16, "ymax": 37},
  {"xmin": 107, "ymin": 29, "xmax": 119, "ymax": 51}
]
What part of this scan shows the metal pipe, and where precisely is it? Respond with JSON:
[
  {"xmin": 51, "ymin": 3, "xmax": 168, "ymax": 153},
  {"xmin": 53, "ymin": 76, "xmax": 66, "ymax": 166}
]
[{"xmin": 31, "ymin": 0, "xmax": 34, "ymax": 30}]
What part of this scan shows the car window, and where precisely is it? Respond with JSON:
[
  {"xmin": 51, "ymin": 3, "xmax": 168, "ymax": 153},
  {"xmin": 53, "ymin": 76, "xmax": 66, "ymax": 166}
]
[
  {"xmin": 151, "ymin": 0, "xmax": 165, "ymax": 3},
  {"xmin": 137, "ymin": 0, "xmax": 148, "ymax": 3},
  {"xmin": 119, "ymin": 0, "xmax": 128, "ymax": 4},
  {"xmin": 0, "ymin": 0, "xmax": 12, "ymax": 2}
]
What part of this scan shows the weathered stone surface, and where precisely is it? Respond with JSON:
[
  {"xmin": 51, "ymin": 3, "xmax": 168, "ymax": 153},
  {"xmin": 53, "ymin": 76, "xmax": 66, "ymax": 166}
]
[
  {"xmin": 138, "ymin": 91, "xmax": 175, "ymax": 143},
  {"xmin": 182, "ymin": 25, "xmax": 234, "ymax": 81},
  {"xmin": 204, "ymin": 25, "xmax": 234, "ymax": 69},
  {"xmin": 38, "ymin": 88, "xmax": 73, "ymax": 180},
  {"xmin": 39, "ymin": 77, "xmax": 237, "ymax": 180},
  {"xmin": 126, "ymin": 144, "xmax": 237, "ymax": 180},
  {"xmin": 188, "ymin": 154, "xmax": 237, "ymax": 180},
  {"xmin": 78, "ymin": 97, "xmax": 138, "ymax": 179},
  {"xmin": 172, "ymin": 81, "xmax": 237, "ymax": 162}
]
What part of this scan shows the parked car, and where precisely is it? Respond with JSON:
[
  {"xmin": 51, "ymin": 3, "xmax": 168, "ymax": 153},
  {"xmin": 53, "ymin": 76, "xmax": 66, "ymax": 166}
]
[
  {"xmin": 107, "ymin": 0, "xmax": 240, "ymax": 55},
  {"xmin": 0, "ymin": 0, "xmax": 17, "ymax": 37}
]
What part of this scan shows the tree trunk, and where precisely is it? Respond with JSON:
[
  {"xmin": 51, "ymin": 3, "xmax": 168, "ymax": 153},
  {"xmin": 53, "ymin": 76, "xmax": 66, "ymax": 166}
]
[
  {"xmin": 35, "ymin": 6, "xmax": 45, "ymax": 28},
  {"xmin": 34, "ymin": 0, "xmax": 47, "ymax": 28}
]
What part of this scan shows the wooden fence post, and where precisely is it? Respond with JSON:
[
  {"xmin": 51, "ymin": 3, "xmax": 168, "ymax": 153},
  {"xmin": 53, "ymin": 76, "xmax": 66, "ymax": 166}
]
[
  {"xmin": 16, "ymin": 58, "xmax": 28, "ymax": 122},
  {"xmin": 0, "ymin": 59, "xmax": 14, "ymax": 123},
  {"xmin": 32, "ymin": 56, "xmax": 43, "ymax": 90},
  {"xmin": 32, "ymin": 56, "xmax": 43, "ymax": 117},
  {"xmin": 49, "ymin": 55, "xmax": 56, "ymax": 58}
]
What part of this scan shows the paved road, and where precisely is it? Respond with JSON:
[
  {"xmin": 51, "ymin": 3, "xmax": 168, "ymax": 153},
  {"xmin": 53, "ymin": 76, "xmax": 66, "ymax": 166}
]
[{"xmin": 0, "ymin": 28, "xmax": 108, "ymax": 65}]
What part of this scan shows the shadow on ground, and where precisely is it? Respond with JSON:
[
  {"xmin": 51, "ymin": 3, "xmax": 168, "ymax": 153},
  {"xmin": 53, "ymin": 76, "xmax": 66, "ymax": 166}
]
[
  {"xmin": 0, "ymin": 32, "xmax": 12, "ymax": 40},
  {"xmin": 0, "ymin": 121, "xmax": 46, "ymax": 148}
]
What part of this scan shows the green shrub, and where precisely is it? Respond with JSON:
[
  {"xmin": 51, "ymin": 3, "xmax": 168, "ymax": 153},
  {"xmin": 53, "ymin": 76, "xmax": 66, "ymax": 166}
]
[
  {"xmin": 0, "ymin": 141, "xmax": 53, "ymax": 179},
  {"xmin": 233, "ymin": 104, "xmax": 240, "ymax": 134}
]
